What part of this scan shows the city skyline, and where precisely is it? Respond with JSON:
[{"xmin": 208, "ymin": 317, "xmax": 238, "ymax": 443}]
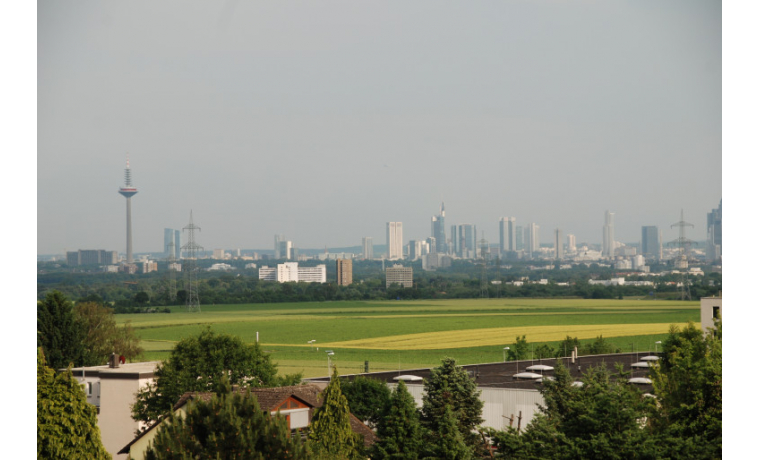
[{"xmin": 38, "ymin": 1, "xmax": 721, "ymax": 255}]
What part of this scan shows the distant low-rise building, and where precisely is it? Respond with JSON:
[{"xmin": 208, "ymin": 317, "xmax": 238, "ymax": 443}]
[
  {"xmin": 142, "ymin": 261, "xmax": 158, "ymax": 273},
  {"xmin": 67, "ymin": 249, "xmax": 119, "ymax": 266},
  {"xmin": 386, "ymin": 264, "xmax": 413, "ymax": 288}
]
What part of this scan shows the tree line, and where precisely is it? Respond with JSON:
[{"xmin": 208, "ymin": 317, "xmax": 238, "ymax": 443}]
[{"xmin": 38, "ymin": 260, "xmax": 722, "ymax": 307}]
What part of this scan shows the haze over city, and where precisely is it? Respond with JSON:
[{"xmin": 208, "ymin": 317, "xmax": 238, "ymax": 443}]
[{"xmin": 37, "ymin": 0, "xmax": 721, "ymax": 256}]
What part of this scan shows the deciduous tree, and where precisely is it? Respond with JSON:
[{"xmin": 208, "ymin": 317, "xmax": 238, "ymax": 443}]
[
  {"xmin": 74, "ymin": 301, "xmax": 144, "ymax": 365},
  {"xmin": 342, "ymin": 376, "xmax": 391, "ymax": 429},
  {"xmin": 507, "ymin": 335, "xmax": 529, "ymax": 361},
  {"xmin": 132, "ymin": 328, "xmax": 281, "ymax": 424},
  {"xmin": 144, "ymin": 387, "xmax": 308, "ymax": 459},
  {"xmin": 37, "ymin": 348, "xmax": 110, "ymax": 460},
  {"xmin": 650, "ymin": 320, "xmax": 721, "ymax": 458}
]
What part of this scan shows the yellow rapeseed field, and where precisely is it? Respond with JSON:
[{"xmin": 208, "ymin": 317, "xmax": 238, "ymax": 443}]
[{"xmin": 319, "ymin": 323, "xmax": 687, "ymax": 350}]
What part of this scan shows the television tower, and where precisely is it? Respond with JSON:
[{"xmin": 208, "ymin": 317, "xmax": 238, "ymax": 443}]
[{"xmin": 118, "ymin": 156, "xmax": 138, "ymax": 264}]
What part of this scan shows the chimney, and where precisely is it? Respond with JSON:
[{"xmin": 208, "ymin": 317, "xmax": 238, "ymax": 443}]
[{"xmin": 108, "ymin": 352, "xmax": 119, "ymax": 368}]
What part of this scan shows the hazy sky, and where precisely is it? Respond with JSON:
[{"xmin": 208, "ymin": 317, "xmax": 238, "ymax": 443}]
[{"xmin": 37, "ymin": 0, "xmax": 721, "ymax": 255}]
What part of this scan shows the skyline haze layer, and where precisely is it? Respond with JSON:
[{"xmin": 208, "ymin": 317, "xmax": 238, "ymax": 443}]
[{"xmin": 38, "ymin": 0, "xmax": 721, "ymax": 255}]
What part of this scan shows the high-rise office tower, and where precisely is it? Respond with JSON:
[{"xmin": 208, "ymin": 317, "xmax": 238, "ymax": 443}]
[
  {"xmin": 362, "ymin": 237, "xmax": 374, "ymax": 260},
  {"xmin": 603, "ymin": 211, "xmax": 615, "ymax": 258},
  {"xmin": 567, "ymin": 234, "xmax": 576, "ymax": 253},
  {"xmin": 499, "ymin": 217, "xmax": 517, "ymax": 255},
  {"xmin": 431, "ymin": 202, "xmax": 447, "ymax": 254},
  {"xmin": 641, "ymin": 226, "xmax": 660, "ymax": 260},
  {"xmin": 279, "ymin": 240, "xmax": 293, "ymax": 260},
  {"xmin": 164, "ymin": 228, "xmax": 182, "ymax": 260},
  {"xmin": 457, "ymin": 224, "xmax": 477, "ymax": 258},
  {"xmin": 450, "ymin": 225, "xmax": 458, "ymax": 255},
  {"xmin": 554, "ymin": 229, "xmax": 564, "ymax": 260},
  {"xmin": 707, "ymin": 200, "xmax": 722, "ymax": 262},
  {"xmin": 515, "ymin": 225, "xmax": 524, "ymax": 251},
  {"xmin": 526, "ymin": 223, "xmax": 540, "ymax": 259},
  {"xmin": 118, "ymin": 157, "xmax": 138, "ymax": 264},
  {"xmin": 426, "ymin": 237, "xmax": 437, "ymax": 254},
  {"xmin": 336, "ymin": 259, "xmax": 352, "ymax": 286},
  {"xmin": 386, "ymin": 222, "xmax": 403, "ymax": 260},
  {"xmin": 274, "ymin": 234, "xmax": 284, "ymax": 259}
]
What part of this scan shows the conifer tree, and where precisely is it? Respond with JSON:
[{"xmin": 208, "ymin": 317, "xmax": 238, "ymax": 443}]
[
  {"xmin": 421, "ymin": 358, "xmax": 483, "ymax": 452},
  {"xmin": 144, "ymin": 388, "xmax": 307, "ymax": 459},
  {"xmin": 371, "ymin": 380, "xmax": 423, "ymax": 460},
  {"xmin": 308, "ymin": 367, "xmax": 363, "ymax": 459},
  {"xmin": 37, "ymin": 290, "xmax": 88, "ymax": 369},
  {"xmin": 430, "ymin": 403, "xmax": 473, "ymax": 460},
  {"xmin": 37, "ymin": 348, "xmax": 111, "ymax": 460}
]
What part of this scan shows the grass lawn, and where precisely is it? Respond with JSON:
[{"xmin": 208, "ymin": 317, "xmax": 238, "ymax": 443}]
[{"xmin": 121, "ymin": 298, "xmax": 698, "ymax": 378}]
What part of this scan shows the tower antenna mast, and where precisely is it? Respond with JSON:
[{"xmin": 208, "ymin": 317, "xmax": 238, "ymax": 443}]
[
  {"xmin": 181, "ymin": 211, "xmax": 203, "ymax": 312},
  {"xmin": 669, "ymin": 209, "xmax": 694, "ymax": 300}
]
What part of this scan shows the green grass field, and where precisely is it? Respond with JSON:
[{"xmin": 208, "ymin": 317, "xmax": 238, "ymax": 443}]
[{"xmin": 118, "ymin": 298, "xmax": 699, "ymax": 378}]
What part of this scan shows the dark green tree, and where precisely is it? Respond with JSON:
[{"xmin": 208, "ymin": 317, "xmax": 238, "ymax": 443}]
[
  {"xmin": 421, "ymin": 358, "xmax": 484, "ymax": 454},
  {"xmin": 429, "ymin": 403, "xmax": 472, "ymax": 460},
  {"xmin": 342, "ymin": 376, "xmax": 391, "ymax": 429},
  {"xmin": 492, "ymin": 362, "xmax": 660, "ymax": 459},
  {"xmin": 132, "ymin": 328, "xmax": 284, "ymax": 424},
  {"xmin": 371, "ymin": 380, "xmax": 423, "ymax": 459},
  {"xmin": 650, "ymin": 320, "xmax": 721, "ymax": 458},
  {"xmin": 308, "ymin": 367, "xmax": 363, "ymax": 460},
  {"xmin": 144, "ymin": 388, "xmax": 308, "ymax": 459},
  {"xmin": 534, "ymin": 343, "xmax": 555, "ymax": 359},
  {"xmin": 581, "ymin": 335, "xmax": 618, "ymax": 355},
  {"xmin": 37, "ymin": 348, "xmax": 110, "ymax": 460},
  {"xmin": 555, "ymin": 335, "xmax": 582, "ymax": 358},
  {"xmin": 37, "ymin": 290, "xmax": 88, "ymax": 369},
  {"xmin": 507, "ymin": 335, "xmax": 530, "ymax": 361}
]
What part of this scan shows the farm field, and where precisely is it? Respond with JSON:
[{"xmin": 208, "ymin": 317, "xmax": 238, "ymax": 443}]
[{"xmin": 118, "ymin": 298, "xmax": 699, "ymax": 378}]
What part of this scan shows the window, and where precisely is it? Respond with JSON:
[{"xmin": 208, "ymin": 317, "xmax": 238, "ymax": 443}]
[{"xmin": 712, "ymin": 306, "xmax": 720, "ymax": 320}]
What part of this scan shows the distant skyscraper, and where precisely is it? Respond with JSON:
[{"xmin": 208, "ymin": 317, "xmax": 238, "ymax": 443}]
[
  {"xmin": 554, "ymin": 228, "xmax": 564, "ymax": 260},
  {"xmin": 279, "ymin": 240, "xmax": 293, "ymax": 260},
  {"xmin": 274, "ymin": 234, "xmax": 284, "ymax": 259},
  {"xmin": 164, "ymin": 228, "xmax": 182, "ymax": 260},
  {"xmin": 641, "ymin": 226, "xmax": 660, "ymax": 260},
  {"xmin": 526, "ymin": 223, "xmax": 540, "ymax": 259},
  {"xmin": 386, "ymin": 222, "xmax": 403, "ymax": 260},
  {"xmin": 118, "ymin": 157, "xmax": 138, "ymax": 264},
  {"xmin": 431, "ymin": 202, "xmax": 447, "ymax": 254},
  {"xmin": 567, "ymin": 234, "xmax": 576, "ymax": 253},
  {"xmin": 603, "ymin": 211, "xmax": 615, "ymax": 258},
  {"xmin": 336, "ymin": 259, "xmax": 352, "ymax": 286},
  {"xmin": 707, "ymin": 200, "xmax": 722, "ymax": 262},
  {"xmin": 426, "ymin": 237, "xmax": 437, "ymax": 254},
  {"xmin": 515, "ymin": 225, "xmax": 524, "ymax": 251},
  {"xmin": 499, "ymin": 217, "xmax": 516, "ymax": 255},
  {"xmin": 457, "ymin": 224, "xmax": 477, "ymax": 258},
  {"xmin": 450, "ymin": 225, "xmax": 458, "ymax": 255},
  {"xmin": 362, "ymin": 237, "xmax": 374, "ymax": 260}
]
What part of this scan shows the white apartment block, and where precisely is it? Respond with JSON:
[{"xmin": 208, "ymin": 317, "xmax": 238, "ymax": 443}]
[{"xmin": 258, "ymin": 262, "xmax": 326, "ymax": 283}]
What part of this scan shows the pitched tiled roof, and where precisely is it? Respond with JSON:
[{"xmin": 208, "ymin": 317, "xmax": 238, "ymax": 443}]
[{"xmin": 121, "ymin": 383, "xmax": 376, "ymax": 454}]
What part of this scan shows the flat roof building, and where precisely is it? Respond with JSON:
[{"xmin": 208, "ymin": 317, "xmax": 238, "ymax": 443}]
[
  {"xmin": 386, "ymin": 264, "xmax": 413, "ymax": 288},
  {"xmin": 337, "ymin": 259, "xmax": 352, "ymax": 286}
]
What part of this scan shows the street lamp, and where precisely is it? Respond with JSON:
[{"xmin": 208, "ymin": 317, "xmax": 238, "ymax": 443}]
[
  {"xmin": 655, "ymin": 341, "xmax": 662, "ymax": 354},
  {"xmin": 308, "ymin": 339, "xmax": 316, "ymax": 351},
  {"xmin": 326, "ymin": 350, "xmax": 334, "ymax": 379},
  {"xmin": 503, "ymin": 347, "xmax": 510, "ymax": 363}
]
